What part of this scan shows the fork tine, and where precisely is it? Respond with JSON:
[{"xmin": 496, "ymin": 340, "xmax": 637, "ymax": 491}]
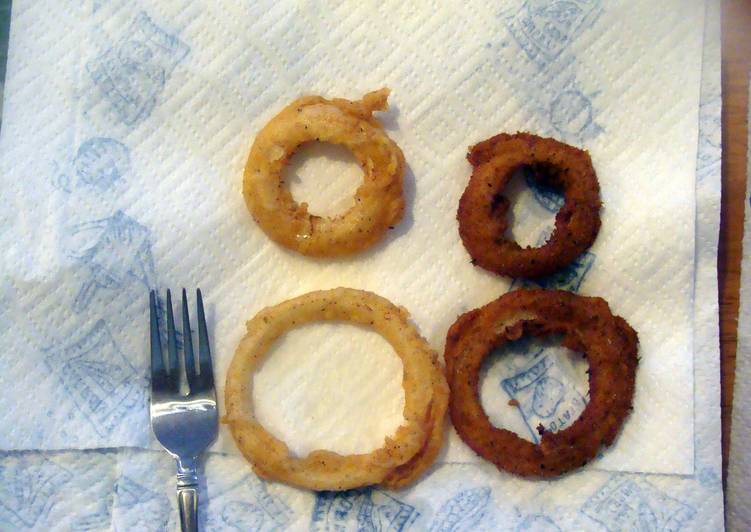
[
  {"xmin": 166, "ymin": 289, "xmax": 180, "ymax": 390},
  {"xmin": 196, "ymin": 288, "xmax": 214, "ymax": 389},
  {"xmin": 149, "ymin": 290, "xmax": 166, "ymax": 388},
  {"xmin": 182, "ymin": 288, "xmax": 197, "ymax": 389}
]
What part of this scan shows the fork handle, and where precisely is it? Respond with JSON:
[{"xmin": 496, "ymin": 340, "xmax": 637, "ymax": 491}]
[
  {"xmin": 178, "ymin": 486, "xmax": 198, "ymax": 532},
  {"xmin": 176, "ymin": 458, "xmax": 199, "ymax": 532}
]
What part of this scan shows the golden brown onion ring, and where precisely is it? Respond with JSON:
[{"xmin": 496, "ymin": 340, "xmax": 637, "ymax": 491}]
[
  {"xmin": 243, "ymin": 89, "xmax": 405, "ymax": 257},
  {"xmin": 224, "ymin": 288, "xmax": 446, "ymax": 491},
  {"xmin": 381, "ymin": 359, "xmax": 448, "ymax": 489},
  {"xmin": 445, "ymin": 289, "xmax": 638, "ymax": 478},
  {"xmin": 458, "ymin": 132, "xmax": 601, "ymax": 278}
]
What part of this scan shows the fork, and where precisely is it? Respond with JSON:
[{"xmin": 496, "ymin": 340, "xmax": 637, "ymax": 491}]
[{"xmin": 149, "ymin": 288, "xmax": 218, "ymax": 532}]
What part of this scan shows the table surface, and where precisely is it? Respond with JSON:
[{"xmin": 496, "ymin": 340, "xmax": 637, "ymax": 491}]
[{"xmin": 720, "ymin": 0, "xmax": 750, "ymax": 483}]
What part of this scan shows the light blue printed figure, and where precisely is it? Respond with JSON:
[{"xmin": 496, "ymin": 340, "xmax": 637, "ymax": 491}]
[
  {"xmin": 429, "ymin": 487, "xmax": 491, "ymax": 532},
  {"xmin": 71, "ymin": 501, "xmax": 112, "ymax": 531},
  {"xmin": 311, "ymin": 489, "xmax": 419, "ymax": 532},
  {"xmin": 69, "ymin": 210, "xmax": 156, "ymax": 313},
  {"xmin": 113, "ymin": 475, "xmax": 170, "ymax": 532},
  {"xmin": 204, "ymin": 475, "xmax": 293, "ymax": 532},
  {"xmin": 75, "ymin": 138, "xmax": 130, "ymax": 190},
  {"xmin": 697, "ymin": 465, "xmax": 722, "ymax": 489},
  {"xmin": 92, "ymin": 0, "xmax": 109, "ymax": 13},
  {"xmin": 490, "ymin": 0, "xmax": 603, "ymax": 141},
  {"xmin": 506, "ymin": 1, "xmax": 602, "ymax": 66},
  {"xmin": 43, "ymin": 320, "xmax": 144, "ymax": 437},
  {"xmin": 219, "ymin": 501, "xmax": 266, "ymax": 530},
  {"xmin": 549, "ymin": 89, "xmax": 597, "ymax": 139},
  {"xmin": 516, "ymin": 514, "xmax": 561, "ymax": 531},
  {"xmin": 696, "ymin": 96, "xmax": 722, "ymax": 182},
  {"xmin": 581, "ymin": 475, "xmax": 696, "ymax": 531},
  {"xmin": 51, "ymin": 137, "xmax": 130, "ymax": 194},
  {"xmin": 87, "ymin": 12, "xmax": 189, "ymax": 126},
  {"xmin": 0, "ymin": 456, "xmax": 72, "ymax": 529},
  {"xmin": 502, "ymin": 353, "xmax": 588, "ymax": 443}
]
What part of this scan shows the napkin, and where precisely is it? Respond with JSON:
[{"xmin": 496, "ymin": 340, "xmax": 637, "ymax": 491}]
[
  {"xmin": 0, "ymin": 0, "xmax": 704, "ymax": 481},
  {"xmin": 726, "ymin": 75, "xmax": 751, "ymax": 530},
  {"xmin": 0, "ymin": 447, "xmax": 724, "ymax": 531},
  {"xmin": 0, "ymin": 0, "xmax": 724, "ymax": 529}
]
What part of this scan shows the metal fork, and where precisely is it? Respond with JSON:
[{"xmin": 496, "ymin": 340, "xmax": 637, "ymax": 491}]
[{"xmin": 149, "ymin": 289, "xmax": 218, "ymax": 532}]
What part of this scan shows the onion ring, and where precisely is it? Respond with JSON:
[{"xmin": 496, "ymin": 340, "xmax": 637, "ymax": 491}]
[
  {"xmin": 381, "ymin": 359, "xmax": 448, "ymax": 489},
  {"xmin": 458, "ymin": 132, "xmax": 601, "ymax": 278},
  {"xmin": 224, "ymin": 288, "xmax": 447, "ymax": 491},
  {"xmin": 445, "ymin": 289, "xmax": 638, "ymax": 478},
  {"xmin": 243, "ymin": 89, "xmax": 405, "ymax": 257}
]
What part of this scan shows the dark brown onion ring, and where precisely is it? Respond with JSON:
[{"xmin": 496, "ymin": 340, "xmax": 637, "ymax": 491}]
[
  {"xmin": 445, "ymin": 289, "xmax": 638, "ymax": 478},
  {"xmin": 458, "ymin": 133, "xmax": 601, "ymax": 279}
]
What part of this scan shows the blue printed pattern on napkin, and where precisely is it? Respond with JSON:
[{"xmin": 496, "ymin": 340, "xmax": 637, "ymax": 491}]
[
  {"xmin": 429, "ymin": 487, "xmax": 490, "ymax": 532},
  {"xmin": 68, "ymin": 211, "xmax": 156, "ymax": 313},
  {"xmin": 0, "ymin": 456, "xmax": 71, "ymax": 529},
  {"xmin": 113, "ymin": 475, "xmax": 171, "ymax": 531},
  {"xmin": 51, "ymin": 137, "xmax": 130, "ymax": 193},
  {"xmin": 311, "ymin": 489, "xmax": 419, "ymax": 532},
  {"xmin": 581, "ymin": 475, "xmax": 696, "ymax": 531},
  {"xmin": 203, "ymin": 476, "xmax": 293, "ymax": 531},
  {"xmin": 489, "ymin": 0, "xmax": 604, "ymax": 141},
  {"xmin": 42, "ymin": 320, "xmax": 145, "ymax": 437},
  {"xmin": 502, "ymin": 351, "xmax": 588, "ymax": 443},
  {"xmin": 87, "ymin": 12, "xmax": 189, "ymax": 126}
]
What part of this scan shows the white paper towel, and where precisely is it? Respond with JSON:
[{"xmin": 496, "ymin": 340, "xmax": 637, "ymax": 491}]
[
  {"xmin": 0, "ymin": 1, "xmax": 724, "ymax": 529},
  {"xmin": 0, "ymin": 0, "xmax": 705, "ymax": 480}
]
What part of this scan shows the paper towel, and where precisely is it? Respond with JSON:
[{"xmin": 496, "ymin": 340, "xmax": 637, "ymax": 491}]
[
  {"xmin": 0, "ymin": 1, "xmax": 724, "ymax": 529},
  {"xmin": 726, "ymin": 79, "xmax": 751, "ymax": 531},
  {"xmin": 0, "ymin": 0, "xmax": 704, "ymax": 480},
  {"xmin": 0, "ymin": 435, "xmax": 723, "ymax": 532}
]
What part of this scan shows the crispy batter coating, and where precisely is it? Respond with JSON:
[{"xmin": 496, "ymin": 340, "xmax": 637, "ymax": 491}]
[
  {"xmin": 381, "ymin": 358, "xmax": 449, "ymax": 489},
  {"xmin": 224, "ymin": 288, "xmax": 447, "ymax": 491},
  {"xmin": 458, "ymin": 133, "xmax": 601, "ymax": 278},
  {"xmin": 243, "ymin": 89, "xmax": 405, "ymax": 257},
  {"xmin": 445, "ymin": 289, "xmax": 638, "ymax": 478}
]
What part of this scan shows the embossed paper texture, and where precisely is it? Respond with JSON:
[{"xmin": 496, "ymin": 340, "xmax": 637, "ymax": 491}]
[
  {"xmin": 0, "ymin": 0, "xmax": 703, "ymax": 480},
  {"xmin": 0, "ymin": 442, "xmax": 723, "ymax": 531},
  {"xmin": 0, "ymin": 0, "xmax": 724, "ymax": 530}
]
